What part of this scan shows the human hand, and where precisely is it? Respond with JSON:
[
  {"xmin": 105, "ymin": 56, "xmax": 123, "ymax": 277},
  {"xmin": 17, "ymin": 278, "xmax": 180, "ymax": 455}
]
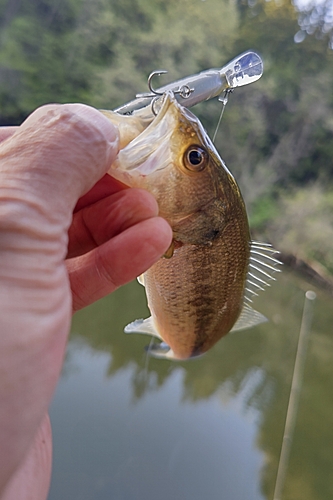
[{"xmin": 0, "ymin": 104, "xmax": 172, "ymax": 499}]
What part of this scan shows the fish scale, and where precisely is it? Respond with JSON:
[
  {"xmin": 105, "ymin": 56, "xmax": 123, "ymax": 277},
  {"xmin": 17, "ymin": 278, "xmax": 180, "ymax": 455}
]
[{"xmin": 143, "ymin": 222, "xmax": 249, "ymax": 359}]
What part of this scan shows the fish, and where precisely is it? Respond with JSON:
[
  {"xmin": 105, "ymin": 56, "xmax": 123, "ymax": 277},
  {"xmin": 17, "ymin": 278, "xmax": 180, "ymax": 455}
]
[{"xmin": 103, "ymin": 92, "xmax": 280, "ymax": 360}]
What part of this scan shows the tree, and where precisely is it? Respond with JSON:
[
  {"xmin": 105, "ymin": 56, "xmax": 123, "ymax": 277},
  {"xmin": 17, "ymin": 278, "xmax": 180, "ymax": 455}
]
[{"xmin": 0, "ymin": 0, "xmax": 239, "ymax": 123}]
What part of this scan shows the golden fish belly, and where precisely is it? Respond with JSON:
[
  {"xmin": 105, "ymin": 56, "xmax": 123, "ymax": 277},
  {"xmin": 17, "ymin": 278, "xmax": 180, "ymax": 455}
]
[{"xmin": 144, "ymin": 220, "xmax": 250, "ymax": 359}]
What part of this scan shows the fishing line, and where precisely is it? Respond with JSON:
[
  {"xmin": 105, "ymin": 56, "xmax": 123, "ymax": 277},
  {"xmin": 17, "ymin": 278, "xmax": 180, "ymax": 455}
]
[
  {"xmin": 212, "ymin": 89, "xmax": 233, "ymax": 143},
  {"xmin": 212, "ymin": 105, "xmax": 225, "ymax": 143}
]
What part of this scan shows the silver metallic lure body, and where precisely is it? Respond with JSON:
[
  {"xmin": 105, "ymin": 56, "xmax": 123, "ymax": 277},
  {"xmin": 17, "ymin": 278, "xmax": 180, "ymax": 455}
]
[{"xmin": 114, "ymin": 51, "xmax": 263, "ymax": 116}]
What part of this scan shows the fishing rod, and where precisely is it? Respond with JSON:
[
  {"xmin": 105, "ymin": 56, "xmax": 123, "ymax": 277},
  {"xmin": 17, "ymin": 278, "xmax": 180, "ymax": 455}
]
[{"xmin": 273, "ymin": 290, "xmax": 316, "ymax": 500}]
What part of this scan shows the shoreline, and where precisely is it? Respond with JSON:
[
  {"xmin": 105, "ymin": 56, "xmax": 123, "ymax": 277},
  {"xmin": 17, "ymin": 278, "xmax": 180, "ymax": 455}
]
[{"xmin": 279, "ymin": 252, "xmax": 333, "ymax": 296}]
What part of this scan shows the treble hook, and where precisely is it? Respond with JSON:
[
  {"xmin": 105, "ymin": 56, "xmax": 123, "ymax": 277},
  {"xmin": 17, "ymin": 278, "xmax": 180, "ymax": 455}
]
[
  {"xmin": 135, "ymin": 70, "xmax": 195, "ymax": 116},
  {"xmin": 151, "ymin": 96, "xmax": 161, "ymax": 116},
  {"xmin": 137, "ymin": 70, "xmax": 195, "ymax": 102},
  {"xmin": 147, "ymin": 70, "xmax": 168, "ymax": 96},
  {"xmin": 148, "ymin": 70, "xmax": 194, "ymax": 100},
  {"xmin": 133, "ymin": 72, "xmax": 165, "ymax": 116},
  {"xmin": 135, "ymin": 71, "xmax": 168, "ymax": 101}
]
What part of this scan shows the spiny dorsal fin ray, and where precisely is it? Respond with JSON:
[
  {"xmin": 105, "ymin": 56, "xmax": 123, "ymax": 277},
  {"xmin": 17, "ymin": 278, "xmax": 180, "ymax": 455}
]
[{"xmin": 245, "ymin": 241, "xmax": 282, "ymax": 301}]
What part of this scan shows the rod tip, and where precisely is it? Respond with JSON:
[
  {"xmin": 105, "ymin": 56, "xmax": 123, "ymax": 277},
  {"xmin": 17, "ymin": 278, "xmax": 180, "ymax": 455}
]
[{"xmin": 305, "ymin": 290, "xmax": 316, "ymax": 300}]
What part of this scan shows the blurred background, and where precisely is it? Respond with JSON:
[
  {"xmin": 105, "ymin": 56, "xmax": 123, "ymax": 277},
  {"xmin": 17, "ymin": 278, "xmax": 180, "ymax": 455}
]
[
  {"xmin": 0, "ymin": 1, "xmax": 332, "ymax": 499},
  {"xmin": 1, "ymin": 0, "xmax": 333, "ymax": 278}
]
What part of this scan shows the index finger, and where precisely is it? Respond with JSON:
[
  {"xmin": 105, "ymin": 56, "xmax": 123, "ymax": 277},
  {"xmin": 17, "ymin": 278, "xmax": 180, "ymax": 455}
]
[{"xmin": 74, "ymin": 174, "xmax": 128, "ymax": 213}]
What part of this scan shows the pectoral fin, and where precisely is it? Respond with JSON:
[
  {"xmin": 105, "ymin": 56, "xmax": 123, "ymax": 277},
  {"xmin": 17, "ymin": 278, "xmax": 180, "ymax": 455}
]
[
  {"xmin": 231, "ymin": 304, "xmax": 267, "ymax": 333},
  {"xmin": 163, "ymin": 240, "xmax": 174, "ymax": 258},
  {"xmin": 137, "ymin": 274, "xmax": 145, "ymax": 286},
  {"xmin": 124, "ymin": 316, "xmax": 163, "ymax": 340}
]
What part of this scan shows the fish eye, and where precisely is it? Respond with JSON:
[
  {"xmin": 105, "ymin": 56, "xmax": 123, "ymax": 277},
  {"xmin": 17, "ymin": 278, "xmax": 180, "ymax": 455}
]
[{"xmin": 184, "ymin": 146, "xmax": 208, "ymax": 172}]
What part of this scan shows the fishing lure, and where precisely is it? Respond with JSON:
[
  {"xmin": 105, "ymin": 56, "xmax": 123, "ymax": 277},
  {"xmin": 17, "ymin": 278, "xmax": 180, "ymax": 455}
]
[{"xmin": 114, "ymin": 51, "xmax": 263, "ymax": 115}]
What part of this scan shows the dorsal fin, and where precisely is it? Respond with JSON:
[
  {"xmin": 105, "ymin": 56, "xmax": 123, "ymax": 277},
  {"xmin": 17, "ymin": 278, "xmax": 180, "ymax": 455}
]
[
  {"xmin": 244, "ymin": 241, "xmax": 282, "ymax": 303},
  {"xmin": 231, "ymin": 241, "xmax": 282, "ymax": 333},
  {"xmin": 231, "ymin": 303, "xmax": 267, "ymax": 332}
]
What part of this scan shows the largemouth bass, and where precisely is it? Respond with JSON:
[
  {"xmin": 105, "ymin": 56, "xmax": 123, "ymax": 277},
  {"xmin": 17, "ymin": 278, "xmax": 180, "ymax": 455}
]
[{"xmin": 103, "ymin": 92, "xmax": 280, "ymax": 360}]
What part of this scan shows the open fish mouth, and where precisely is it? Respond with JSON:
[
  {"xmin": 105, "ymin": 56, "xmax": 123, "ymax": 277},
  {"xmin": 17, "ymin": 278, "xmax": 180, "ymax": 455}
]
[{"xmin": 109, "ymin": 92, "xmax": 179, "ymax": 181}]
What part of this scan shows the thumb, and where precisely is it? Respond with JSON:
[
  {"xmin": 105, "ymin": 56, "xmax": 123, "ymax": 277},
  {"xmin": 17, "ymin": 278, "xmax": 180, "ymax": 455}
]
[{"xmin": 0, "ymin": 103, "xmax": 119, "ymax": 218}]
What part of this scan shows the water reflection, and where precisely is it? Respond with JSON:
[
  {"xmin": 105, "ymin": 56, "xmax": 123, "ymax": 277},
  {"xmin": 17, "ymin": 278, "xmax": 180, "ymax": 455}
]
[
  {"xmin": 49, "ymin": 270, "xmax": 333, "ymax": 500},
  {"xmin": 50, "ymin": 340, "xmax": 264, "ymax": 500}
]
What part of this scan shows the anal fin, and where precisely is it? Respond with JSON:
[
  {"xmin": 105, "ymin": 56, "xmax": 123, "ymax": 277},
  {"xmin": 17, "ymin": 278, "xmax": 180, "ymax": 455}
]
[
  {"xmin": 125, "ymin": 319, "xmax": 177, "ymax": 359},
  {"xmin": 124, "ymin": 316, "xmax": 163, "ymax": 340}
]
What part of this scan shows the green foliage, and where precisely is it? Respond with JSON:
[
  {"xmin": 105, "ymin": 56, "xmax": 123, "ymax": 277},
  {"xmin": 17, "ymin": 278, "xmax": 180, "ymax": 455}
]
[
  {"xmin": 201, "ymin": 0, "xmax": 333, "ymax": 288},
  {"xmin": 0, "ymin": 0, "xmax": 96, "ymax": 121},
  {"xmin": 248, "ymin": 193, "xmax": 279, "ymax": 230},
  {"xmin": 88, "ymin": 0, "xmax": 239, "ymax": 109},
  {"xmin": 267, "ymin": 183, "xmax": 333, "ymax": 274},
  {"xmin": 0, "ymin": 0, "xmax": 238, "ymax": 121},
  {"xmin": 0, "ymin": 0, "xmax": 333, "ymax": 272}
]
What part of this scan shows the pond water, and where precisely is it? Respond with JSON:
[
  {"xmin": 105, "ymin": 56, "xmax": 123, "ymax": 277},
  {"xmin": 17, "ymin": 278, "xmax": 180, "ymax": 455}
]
[{"xmin": 48, "ymin": 269, "xmax": 333, "ymax": 500}]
